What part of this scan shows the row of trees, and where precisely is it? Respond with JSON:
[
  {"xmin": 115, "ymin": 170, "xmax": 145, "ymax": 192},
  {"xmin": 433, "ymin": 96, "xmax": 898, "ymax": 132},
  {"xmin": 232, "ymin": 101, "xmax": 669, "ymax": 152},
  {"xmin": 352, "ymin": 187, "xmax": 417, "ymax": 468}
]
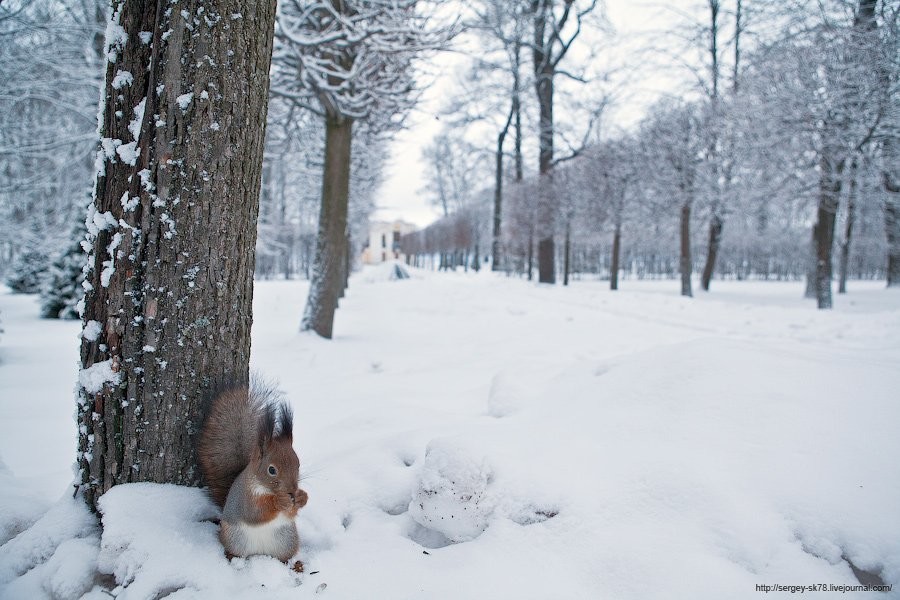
[
  {"xmin": 1, "ymin": 1, "xmax": 437, "ymax": 341},
  {"xmin": 412, "ymin": 0, "xmax": 898, "ymax": 309}
]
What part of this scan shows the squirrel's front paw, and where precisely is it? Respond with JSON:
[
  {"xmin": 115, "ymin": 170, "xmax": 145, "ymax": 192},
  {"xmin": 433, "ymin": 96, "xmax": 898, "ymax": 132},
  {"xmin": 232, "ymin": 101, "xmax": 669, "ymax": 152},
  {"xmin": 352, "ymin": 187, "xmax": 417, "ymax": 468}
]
[
  {"xmin": 275, "ymin": 492, "xmax": 294, "ymax": 512},
  {"xmin": 294, "ymin": 489, "xmax": 309, "ymax": 509}
]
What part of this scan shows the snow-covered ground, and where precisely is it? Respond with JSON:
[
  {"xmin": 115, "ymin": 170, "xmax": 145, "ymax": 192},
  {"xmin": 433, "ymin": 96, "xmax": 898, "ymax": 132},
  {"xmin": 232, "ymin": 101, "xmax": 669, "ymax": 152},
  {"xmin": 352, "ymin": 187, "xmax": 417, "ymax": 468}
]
[{"xmin": 1, "ymin": 268, "xmax": 899, "ymax": 599}]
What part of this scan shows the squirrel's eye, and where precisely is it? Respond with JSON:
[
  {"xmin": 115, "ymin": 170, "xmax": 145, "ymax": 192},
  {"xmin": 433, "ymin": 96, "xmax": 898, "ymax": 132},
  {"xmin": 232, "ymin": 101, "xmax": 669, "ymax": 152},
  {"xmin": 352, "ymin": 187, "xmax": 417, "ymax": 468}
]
[{"xmin": 268, "ymin": 465, "xmax": 277, "ymax": 476}]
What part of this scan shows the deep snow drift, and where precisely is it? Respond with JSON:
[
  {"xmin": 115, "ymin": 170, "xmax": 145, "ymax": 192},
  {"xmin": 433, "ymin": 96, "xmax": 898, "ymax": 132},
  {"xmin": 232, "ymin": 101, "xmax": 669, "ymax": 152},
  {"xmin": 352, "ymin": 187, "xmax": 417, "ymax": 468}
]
[{"xmin": 1, "ymin": 269, "xmax": 899, "ymax": 599}]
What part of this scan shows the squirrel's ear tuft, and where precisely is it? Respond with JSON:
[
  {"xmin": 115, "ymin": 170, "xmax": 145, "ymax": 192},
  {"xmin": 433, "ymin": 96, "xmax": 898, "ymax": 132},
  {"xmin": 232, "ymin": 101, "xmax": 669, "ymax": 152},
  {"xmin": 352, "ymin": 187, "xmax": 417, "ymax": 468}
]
[
  {"xmin": 257, "ymin": 402, "xmax": 277, "ymax": 453},
  {"xmin": 278, "ymin": 401, "xmax": 293, "ymax": 441}
]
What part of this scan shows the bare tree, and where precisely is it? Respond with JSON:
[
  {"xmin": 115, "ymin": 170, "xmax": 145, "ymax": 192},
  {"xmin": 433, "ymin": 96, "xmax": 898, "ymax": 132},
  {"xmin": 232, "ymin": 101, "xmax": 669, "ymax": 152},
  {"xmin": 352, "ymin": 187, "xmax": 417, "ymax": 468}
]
[
  {"xmin": 77, "ymin": 0, "xmax": 276, "ymax": 510},
  {"xmin": 527, "ymin": 0, "xmax": 598, "ymax": 284},
  {"xmin": 275, "ymin": 0, "xmax": 446, "ymax": 338},
  {"xmin": 642, "ymin": 102, "xmax": 704, "ymax": 297}
]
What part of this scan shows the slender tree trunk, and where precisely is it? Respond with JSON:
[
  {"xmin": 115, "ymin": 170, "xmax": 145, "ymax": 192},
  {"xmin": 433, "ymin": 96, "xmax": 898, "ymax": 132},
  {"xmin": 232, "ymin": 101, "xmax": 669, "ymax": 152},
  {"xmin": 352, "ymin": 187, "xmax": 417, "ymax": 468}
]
[
  {"xmin": 813, "ymin": 155, "xmax": 845, "ymax": 309},
  {"xmin": 701, "ymin": 214, "xmax": 723, "ymax": 291},
  {"xmin": 77, "ymin": 0, "xmax": 275, "ymax": 510},
  {"xmin": 527, "ymin": 226, "xmax": 534, "ymax": 281},
  {"xmin": 733, "ymin": 0, "xmax": 742, "ymax": 92},
  {"xmin": 838, "ymin": 159, "xmax": 859, "ymax": 294},
  {"xmin": 302, "ymin": 117, "xmax": 352, "ymax": 338},
  {"xmin": 563, "ymin": 222, "xmax": 571, "ymax": 286},
  {"xmin": 341, "ymin": 235, "xmax": 351, "ymax": 297},
  {"xmin": 536, "ymin": 71, "xmax": 555, "ymax": 284},
  {"xmin": 680, "ymin": 201, "xmax": 693, "ymax": 297},
  {"xmin": 532, "ymin": 4, "xmax": 556, "ymax": 284},
  {"xmin": 610, "ymin": 222, "xmax": 621, "ymax": 291},
  {"xmin": 883, "ymin": 138, "xmax": 900, "ymax": 286},
  {"xmin": 805, "ymin": 225, "xmax": 818, "ymax": 298},
  {"xmin": 492, "ymin": 105, "xmax": 514, "ymax": 272}
]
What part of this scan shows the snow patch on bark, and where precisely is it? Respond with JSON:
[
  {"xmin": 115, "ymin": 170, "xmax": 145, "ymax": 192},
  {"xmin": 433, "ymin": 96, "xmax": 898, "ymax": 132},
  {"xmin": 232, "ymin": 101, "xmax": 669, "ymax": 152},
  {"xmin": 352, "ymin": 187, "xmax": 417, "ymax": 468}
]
[
  {"xmin": 115, "ymin": 142, "xmax": 139, "ymax": 166},
  {"xmin": 128, "ymin": 98, "xmax": 146, "ymax": 142},
  {"xmin": 104, "ymin": 8, "xmax": 127, "ymax": 63},
  {"xmin": 111, "ymin": 70, "xmax": 133, "ymax": 90},
  {"xmin": 175, "ymin": 92, "xmax": 193, "ymax": 111},
  {"xmin": 81, "ymin": 320, "xmax": 102, "ymax": 342},
  {"xmin": 79, "ymin": 360, "xmax": 120, "ymax": 394}
]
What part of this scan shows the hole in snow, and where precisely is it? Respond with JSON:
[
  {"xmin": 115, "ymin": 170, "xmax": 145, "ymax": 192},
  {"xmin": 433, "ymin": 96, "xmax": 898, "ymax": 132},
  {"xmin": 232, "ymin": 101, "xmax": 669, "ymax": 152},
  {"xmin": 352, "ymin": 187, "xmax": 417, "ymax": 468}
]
[
  {"xmin": 842, "ymin": 554, "xmax": 887, "ymax": 588},
  {"xmin": 510, "ymin": 506, "xmax": 559, "ymax": 526},
  {"xmin": 382, "ymin": 501, "xmax": 409, "ymax": 516},
  {"xmin": 341, "ymin": 514, "xmax": 352, "ymax": 530},
  {"xmin": 151, "ymin": 585, "xmax": 192, "ymax": 600},
  {"xmin": 593, "ymin": 364, "xmax": 610, "ymax": 376},
  {"xmin": 796, "ymin": 533, "xmax": 888, "ymax": 589},
  {"xmin": 406, "ymin": 522, "xmax": 453, "ymax": 550}
]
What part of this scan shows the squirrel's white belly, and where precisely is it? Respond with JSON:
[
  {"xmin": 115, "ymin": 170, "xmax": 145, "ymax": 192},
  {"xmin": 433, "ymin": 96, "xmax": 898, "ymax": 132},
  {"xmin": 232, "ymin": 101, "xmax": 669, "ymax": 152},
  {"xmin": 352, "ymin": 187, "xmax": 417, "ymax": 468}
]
[{"xmin": 234, "ymin": 513, "xmax": 295, "ymax": 555}]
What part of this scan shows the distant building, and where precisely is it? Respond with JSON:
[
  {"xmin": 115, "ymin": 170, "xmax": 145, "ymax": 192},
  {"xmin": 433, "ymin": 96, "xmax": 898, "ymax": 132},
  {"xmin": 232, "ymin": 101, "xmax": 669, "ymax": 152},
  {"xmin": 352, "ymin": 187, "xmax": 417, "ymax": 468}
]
[{"xmin": 361, "ymin": 219, "xmax": 417, "ymax": 265}]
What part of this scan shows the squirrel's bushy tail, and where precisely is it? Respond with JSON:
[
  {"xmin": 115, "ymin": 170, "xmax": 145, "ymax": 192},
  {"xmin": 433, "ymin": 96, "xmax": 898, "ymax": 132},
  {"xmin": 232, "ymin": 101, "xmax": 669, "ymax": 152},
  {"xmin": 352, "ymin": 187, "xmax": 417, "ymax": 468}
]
[{"xmin": 198, "ymin": 379, "xmax": 283, "ymax": 507}]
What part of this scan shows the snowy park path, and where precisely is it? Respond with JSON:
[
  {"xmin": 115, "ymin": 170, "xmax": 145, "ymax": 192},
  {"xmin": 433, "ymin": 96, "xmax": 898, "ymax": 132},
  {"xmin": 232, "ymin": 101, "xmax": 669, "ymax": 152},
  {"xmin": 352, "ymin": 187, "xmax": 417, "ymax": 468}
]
[{"xmin": 1, "ymin": 271, "xmax": 899, "ymax": 599}]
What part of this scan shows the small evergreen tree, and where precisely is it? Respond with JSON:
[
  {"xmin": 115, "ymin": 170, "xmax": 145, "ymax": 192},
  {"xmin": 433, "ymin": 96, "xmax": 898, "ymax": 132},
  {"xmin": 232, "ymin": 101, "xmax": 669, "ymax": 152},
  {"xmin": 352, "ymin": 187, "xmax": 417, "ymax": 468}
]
[
  {"xmin": 5, "ymin": 247, "xmax": 50, "ymax": 294},
  {"xmin": 40, "ymin": 221, "xmax": 87, "ymax": 319}
]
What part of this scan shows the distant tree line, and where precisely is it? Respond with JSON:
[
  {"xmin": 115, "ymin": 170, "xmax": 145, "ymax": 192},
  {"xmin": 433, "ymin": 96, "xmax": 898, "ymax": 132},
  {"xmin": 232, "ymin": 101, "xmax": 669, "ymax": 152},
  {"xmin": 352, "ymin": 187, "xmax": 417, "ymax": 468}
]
[{"xmin": 408, "ymin": 0, "xmax": 898, "ymax": 309}]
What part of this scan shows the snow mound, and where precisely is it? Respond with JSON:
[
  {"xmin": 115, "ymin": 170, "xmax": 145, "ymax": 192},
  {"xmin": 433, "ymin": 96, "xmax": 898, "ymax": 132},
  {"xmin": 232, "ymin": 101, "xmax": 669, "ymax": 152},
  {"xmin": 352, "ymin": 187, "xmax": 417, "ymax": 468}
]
[
  {"xmin": 0, "ymin": 458, "xmax": 50, "ymax": 546},
  {"xmin": 486, "ymin": 370, "xmax": 530, "ymax": 417},
  {"xmin": 408, "ymin": 438, "xmax": 494, "ymax": 543},
  {"xmin": 96, "ymin": 483, "xmax": 305, "ymax": 598},
  {"xmin": 0, "ymin": 495, "xmax": 98, "ymax": 600},
  {"xmin": 97, "ymin": 483, "xmax": 223, "ymax": 594}
]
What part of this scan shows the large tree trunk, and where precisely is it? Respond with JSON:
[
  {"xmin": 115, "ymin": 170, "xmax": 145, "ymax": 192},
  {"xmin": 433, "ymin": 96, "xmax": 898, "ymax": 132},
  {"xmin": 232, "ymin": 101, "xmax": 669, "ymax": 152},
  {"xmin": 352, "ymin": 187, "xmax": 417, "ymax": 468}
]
[
  {"xmin": 302, "ymin": 117, "xmax": 353, "ymax": 338},
  {"xmin": 610, "ymin": 222, "xmax": 621, "ymax": 291},
  {"xmin": 77, "ymin": 0, "xmax": 275, "ymax": 510},
  {"xmin": 680, "ymin": 201, "xmax": 693, "ymax": 297},
  {"xmin": 813, "ymin": 155, "xmax": 845, "ymax": 309},
  {"xmin": 838, "ymin": 159, "xmax": 859, "ymax": 294}
]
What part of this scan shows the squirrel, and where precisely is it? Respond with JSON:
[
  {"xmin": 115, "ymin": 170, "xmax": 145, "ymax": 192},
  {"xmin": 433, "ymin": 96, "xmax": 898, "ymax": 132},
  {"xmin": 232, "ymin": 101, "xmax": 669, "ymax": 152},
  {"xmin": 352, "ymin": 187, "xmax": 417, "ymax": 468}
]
[{"xmin": 198, "ymin": 381, "xmax": 309, "ymax": 563}]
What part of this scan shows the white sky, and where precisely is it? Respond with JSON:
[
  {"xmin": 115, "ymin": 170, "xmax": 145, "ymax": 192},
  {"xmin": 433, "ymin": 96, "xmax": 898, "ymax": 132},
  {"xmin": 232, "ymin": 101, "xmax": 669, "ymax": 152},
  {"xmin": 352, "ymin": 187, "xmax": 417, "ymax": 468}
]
[{"xmin": 373, "ymin": 0, "xmax": 707, "ymax": 228}]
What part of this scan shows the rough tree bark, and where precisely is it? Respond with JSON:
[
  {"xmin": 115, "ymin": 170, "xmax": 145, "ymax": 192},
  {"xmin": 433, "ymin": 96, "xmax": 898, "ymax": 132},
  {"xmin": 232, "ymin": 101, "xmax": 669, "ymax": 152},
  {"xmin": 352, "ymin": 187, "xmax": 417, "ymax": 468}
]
[
  {"xmin": 302, "ymin": 117, "xmax": 352, "ymax": 339},
  {"xmin": 77, "ymin": 0, "xmax": 276, "ymax": 510}
]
